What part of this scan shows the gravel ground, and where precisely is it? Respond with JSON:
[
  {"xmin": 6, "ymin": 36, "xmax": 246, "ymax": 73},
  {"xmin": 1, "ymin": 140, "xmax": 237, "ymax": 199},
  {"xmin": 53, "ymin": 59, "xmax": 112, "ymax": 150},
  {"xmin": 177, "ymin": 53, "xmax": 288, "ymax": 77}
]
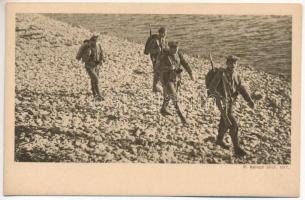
[{"xmin": 14, "ymin": 14, "xmax": 291, "ymax": 164}]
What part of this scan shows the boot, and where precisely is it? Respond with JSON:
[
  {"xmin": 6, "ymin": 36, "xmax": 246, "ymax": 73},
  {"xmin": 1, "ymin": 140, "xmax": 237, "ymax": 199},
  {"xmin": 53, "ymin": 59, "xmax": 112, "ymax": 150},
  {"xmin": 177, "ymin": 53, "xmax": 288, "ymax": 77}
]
[
  {"xmin": 94, "ymin": 84, "xmax": 104, "ymax": 101},
  {"xmin": 231, "ymin": 132, "xmax": 246, "ymax": 157},
  {"xmin": 234, "ymin": 146, "xmax": 247, "ymax": 157},
  {"xmin": 160, "ymin": 99, "xmax": 172, "ymax": 116},
  {"xmin": 95, "ymin": 95, "xmax": 104, "ymax": 101},
  {"xmin": 160, "ymin": 107, "xmax": 172, "ymax": 116},
  {"xmin": 91, "ymin": 83, "xmax": 96, "ymax": 97},
  {"xmin": 216, "ymin": 121, "xmax": 230, "ymax": 150},
  {"xmin": 174, "ymin": 101, "xmax": 187, "ymax": 124},
  {"xmin": 153, "ymin": 85, "xmax": 162, "ymax": 93}
]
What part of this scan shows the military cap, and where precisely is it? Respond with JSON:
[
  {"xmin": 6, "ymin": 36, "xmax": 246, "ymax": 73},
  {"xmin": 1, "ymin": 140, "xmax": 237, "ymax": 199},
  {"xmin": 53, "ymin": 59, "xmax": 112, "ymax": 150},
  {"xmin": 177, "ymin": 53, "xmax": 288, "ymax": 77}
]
[
  {"xmin": 168, "ymin": 41, "xmax": 179, "ymax": 48},
  {"xmin": 226, "ymin": 55, "xmax": 239, "ymax": 62},
  {"xmin": 89, "ymin": 35, "xmax": 98, "ymax": 41},
  {"xmin": 158, "ymin": 27, "xmax": 167, "ymax": 33}
]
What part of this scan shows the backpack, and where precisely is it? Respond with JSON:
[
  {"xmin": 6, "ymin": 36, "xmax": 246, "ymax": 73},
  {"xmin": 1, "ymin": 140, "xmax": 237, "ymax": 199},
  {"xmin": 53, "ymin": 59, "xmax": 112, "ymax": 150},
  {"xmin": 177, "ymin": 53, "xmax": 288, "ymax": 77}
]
[
  {"xmin": 144, "ymin": 34, "xmax": 158, "ymax": 55},
  {"xmin": 76, "ymin": 41, "xmax": 104, "ymax": 64},
  {"xmin": 205, "ymin": 68, "xmax": 225, "ymax": 98},
  {"xmin": 206, "ymin": 67, "xmax": 234, "ymax": 127},
  {"xmin": 76, "ymin": 41, "xmax": 91, "ymax": 62},
  {"xmin": 94, "ymin": 43, "xmax": 105, "ymax": 64}
]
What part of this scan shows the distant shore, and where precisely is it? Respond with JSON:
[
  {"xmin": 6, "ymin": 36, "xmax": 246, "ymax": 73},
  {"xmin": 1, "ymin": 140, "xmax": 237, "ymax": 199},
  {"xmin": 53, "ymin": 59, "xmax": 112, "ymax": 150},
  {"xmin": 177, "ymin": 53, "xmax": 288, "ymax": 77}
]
[
  {"xmin": 44, "ymin": 13, "xmax": 292, "ymax": 79},
  {"xmin": 14, "ymin": 14, "xmax": 291, "ymax": 164}
]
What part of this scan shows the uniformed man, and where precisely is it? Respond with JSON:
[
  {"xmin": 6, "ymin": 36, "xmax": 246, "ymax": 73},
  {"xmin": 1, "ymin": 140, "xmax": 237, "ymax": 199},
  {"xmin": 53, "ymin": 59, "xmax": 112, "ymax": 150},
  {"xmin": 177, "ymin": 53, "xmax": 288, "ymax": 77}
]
[
  {"xmin": 209, "ymin": 55, "xmax": 254, "ymax": 157},
  {"xmin": 76, "ymin": 35, "xmax": 105, "ymax": 101},
  {"xmin": 158, "ymin": 41, "xmax": 194, "ymax": 124},
  {"xmin": 144, "ymin": 27, "xmax": 168, "ymax": 92}
]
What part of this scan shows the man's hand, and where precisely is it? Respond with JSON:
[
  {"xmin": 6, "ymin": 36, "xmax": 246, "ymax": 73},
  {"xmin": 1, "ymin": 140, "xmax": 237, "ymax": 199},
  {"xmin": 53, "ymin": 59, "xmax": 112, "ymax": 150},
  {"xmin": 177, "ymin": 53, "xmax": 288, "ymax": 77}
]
[{"xmin": 248, "ymin": 100, "xmax": 255, "ymax": 109}]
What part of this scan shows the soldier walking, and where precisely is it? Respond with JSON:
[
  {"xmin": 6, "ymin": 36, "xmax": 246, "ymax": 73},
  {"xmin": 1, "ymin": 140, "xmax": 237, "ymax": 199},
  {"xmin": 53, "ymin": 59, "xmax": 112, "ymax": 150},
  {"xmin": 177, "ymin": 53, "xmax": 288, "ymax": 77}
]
[
  {"xmin": 158, "ymin": 41, "xmax": 194, "ymax": 124},
  {"xmin": 76, "ymin": 35, "xmax": 105, "ymax": 101},
  {"xmin": 144, "ymin": 27, "xmax": 168, "ymax": 92},
  {"xmin": 207, "ymin": 55, "xmax": 254, "ymax": 157}
]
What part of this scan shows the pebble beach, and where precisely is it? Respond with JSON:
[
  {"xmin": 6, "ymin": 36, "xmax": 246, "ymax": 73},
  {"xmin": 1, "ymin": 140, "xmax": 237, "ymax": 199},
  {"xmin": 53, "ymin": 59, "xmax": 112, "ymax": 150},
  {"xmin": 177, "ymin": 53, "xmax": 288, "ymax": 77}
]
[{"xmin": 14, "ymin": 14, "xmax": 291, "ymax": 164}]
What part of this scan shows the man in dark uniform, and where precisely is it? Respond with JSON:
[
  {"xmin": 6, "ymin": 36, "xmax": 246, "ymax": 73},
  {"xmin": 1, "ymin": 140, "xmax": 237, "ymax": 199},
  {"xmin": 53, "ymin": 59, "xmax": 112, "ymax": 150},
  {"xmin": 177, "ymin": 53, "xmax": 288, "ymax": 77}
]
[
  {"xmin": 158, "ymin": 41, "xmax": 194, "ymax": 124},
  {"xmin": 144, "ymin": 27, "xmax": 168, "ymax": 92},
  {"xmin": 209, "ymin": 55, "xmax": 254, "ymax": 157},
  {"xmin": 76, "ymin": 35, "xmax": 105, "ymax": 101}
]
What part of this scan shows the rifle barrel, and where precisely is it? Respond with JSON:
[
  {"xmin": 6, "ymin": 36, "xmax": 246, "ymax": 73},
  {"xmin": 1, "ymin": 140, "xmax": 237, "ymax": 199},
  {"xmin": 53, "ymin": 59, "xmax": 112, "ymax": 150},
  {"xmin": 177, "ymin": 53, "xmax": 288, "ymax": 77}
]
[
  {"xmin": 149, "ymin": 24, "xmax": 152, "ymax": 37},
  {"xmin": 209, "ymin": 52, "xmax": 214, "ymax": 70}
]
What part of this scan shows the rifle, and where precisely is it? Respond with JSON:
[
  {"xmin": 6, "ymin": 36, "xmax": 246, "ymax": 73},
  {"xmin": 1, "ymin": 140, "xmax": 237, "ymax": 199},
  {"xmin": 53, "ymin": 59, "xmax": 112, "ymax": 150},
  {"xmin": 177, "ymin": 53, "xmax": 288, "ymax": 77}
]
[
  {"xmin": 208, "ymin": 52, "xmax": 232, "ymax": 127},
  {"xmin": 149, "ymin": 24, "xmax": 152, "ymax": 37},
  {"xmin": 165, "ymin": 53, "xmax": 186, "ymax": 124},
  {"xmin": 209, "ymin": 51, "xmax": 214, "ymax": 70},
  {"xmin": 215, "ymin": 95, "xmax": 232, "ymax": 127},
  {"xmin": 144, "ymin": 24, "xmax": 153, "ymax": 55},
  {"xmin": 175, "ymin": 74, "xmax": 186, "ymax": 124},
  {"xmin": 176, "ymin": 103, "xmax": 187, "ymax": 124}
]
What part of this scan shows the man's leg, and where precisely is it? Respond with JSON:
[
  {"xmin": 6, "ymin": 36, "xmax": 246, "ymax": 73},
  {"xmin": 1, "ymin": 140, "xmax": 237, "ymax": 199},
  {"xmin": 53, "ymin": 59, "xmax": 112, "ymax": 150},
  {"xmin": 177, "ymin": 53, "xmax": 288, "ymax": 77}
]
[
  {"xmin": 91, "ymin": 80, "xmax": 96, "ymax": 97},
  {"xmin": 161, "ymin": 95, "xmax": 172, "ymax": 116},
  {"xmin": 95, "ymin": 65, "xmax": 100, "ymax": 77},
  {"xmin": 87, "ymin": 65, "xmax": 103, "ymax": 100},
  {"xmin": 160, "ymin": 73, "xmax": 172, "ymax": 115},
  {"xmin": 93, "ymin": 66, "xmax": 103, "ymax": 99},
  {"xmin": 160, "ymin": 84, "xmax": 172, "ymax": 115},
  {"xmin": 86, "ymin": 66, "xmax": 96, "ymax": 97},
  {"xmin": 153, "ymin": 67, "xmax": 160, "ymax": 92},
  {"xmin": 228, "ymin": 114, "xmax": 246, "ymax": 156},
  {"xmin": 151, "ymin": 54, "xmax": 161, "ymax": 93},
  {"xmin": 216, "ymin": 117, "xmax": 230, "ymax": 150},
  {"xmin": 168, "ymin": 81, "xmax": 186, "ymax": 124}
]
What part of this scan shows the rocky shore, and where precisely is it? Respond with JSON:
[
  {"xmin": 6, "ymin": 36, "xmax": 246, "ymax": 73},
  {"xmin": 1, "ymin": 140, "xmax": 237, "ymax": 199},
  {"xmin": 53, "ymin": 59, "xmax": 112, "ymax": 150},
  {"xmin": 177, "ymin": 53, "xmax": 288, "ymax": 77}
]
[{"xmin": 15, "ymin": 14, "xmax": 291, "ymax": 164}]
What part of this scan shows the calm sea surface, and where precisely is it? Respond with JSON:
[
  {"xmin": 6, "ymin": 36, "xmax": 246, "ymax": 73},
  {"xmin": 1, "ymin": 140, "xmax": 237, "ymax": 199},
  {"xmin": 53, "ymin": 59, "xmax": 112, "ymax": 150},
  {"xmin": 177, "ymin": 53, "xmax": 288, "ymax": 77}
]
[{"xmin": 44, "ymin": 14, "xmax": 292, "ymax": 78}]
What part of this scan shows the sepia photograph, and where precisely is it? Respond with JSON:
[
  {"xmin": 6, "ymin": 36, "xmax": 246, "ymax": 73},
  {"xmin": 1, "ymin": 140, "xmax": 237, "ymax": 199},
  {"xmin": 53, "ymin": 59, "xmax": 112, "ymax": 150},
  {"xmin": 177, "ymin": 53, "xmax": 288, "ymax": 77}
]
[
  {"xmin": 4, "ymin": 3, "xmax": 301, "ymax": 196},
  {"xmin": 14, "ymin": 13, "xmax": 292, "ymax": 164}
]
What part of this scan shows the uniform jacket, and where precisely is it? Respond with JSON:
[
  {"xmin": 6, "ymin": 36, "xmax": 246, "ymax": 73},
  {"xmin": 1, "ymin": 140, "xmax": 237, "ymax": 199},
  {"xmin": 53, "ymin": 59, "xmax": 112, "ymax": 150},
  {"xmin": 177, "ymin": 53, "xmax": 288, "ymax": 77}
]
[
  {"xmin": 146, "ymin": 35, "xmax": 168, "ymax": 56},
  {"xmin": 76, "ymin": 42, "xmax": 105, "ymax": 64},
  {"xmin": 209, "ymin": 68, "xmax": 252, "ymax": 104},
  {"xmin": 158, "ymin": 50, "xmax": 193, "ymax": 82}
]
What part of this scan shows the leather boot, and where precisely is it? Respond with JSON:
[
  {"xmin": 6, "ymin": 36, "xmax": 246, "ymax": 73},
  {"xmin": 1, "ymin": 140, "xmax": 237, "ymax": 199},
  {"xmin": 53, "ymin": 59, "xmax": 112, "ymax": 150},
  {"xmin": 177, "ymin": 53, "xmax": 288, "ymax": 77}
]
[
  {"xmin": 216, "ymin": 118, "xmax": 230, "ymax": 150},
  {"xmin": 160, "ymin": 99, "xmax": 172, "ymax": 116}
]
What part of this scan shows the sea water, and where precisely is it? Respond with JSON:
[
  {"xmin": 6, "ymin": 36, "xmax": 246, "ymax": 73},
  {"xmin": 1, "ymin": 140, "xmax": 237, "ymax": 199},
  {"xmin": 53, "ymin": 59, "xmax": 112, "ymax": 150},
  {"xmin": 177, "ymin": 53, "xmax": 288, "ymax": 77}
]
[{"xmin": 45, "ymin": 14, "xmax": 292, "ymax": 79}]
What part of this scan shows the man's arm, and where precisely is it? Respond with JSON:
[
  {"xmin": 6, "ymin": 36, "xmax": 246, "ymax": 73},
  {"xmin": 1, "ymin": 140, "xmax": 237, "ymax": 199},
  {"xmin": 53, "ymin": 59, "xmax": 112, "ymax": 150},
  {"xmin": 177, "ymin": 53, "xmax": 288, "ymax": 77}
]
[
  {"xmin": 76, "ymin": 45, "xmax": 83, "ymax": 60},
  {"xmin": 98, "ymin": 44, "xmax": 106, "ymax": 63},
  {"xmin": 76, "ymin": 43, "xmax": 88, "ymax": 61},
  {"xmin": 178, "ymin": 51, "xmax": 194, "ymax": 80},
  {"xmin": 236, "ymin": 75, "xmax": 254, "ymax": 108}
]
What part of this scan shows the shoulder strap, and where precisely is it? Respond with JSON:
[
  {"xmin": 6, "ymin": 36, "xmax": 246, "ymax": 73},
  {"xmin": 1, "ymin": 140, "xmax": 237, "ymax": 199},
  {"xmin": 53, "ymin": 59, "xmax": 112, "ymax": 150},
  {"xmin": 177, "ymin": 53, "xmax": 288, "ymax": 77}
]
[
  {"xmin": 167, "ymin": 54, "xmax": 173, "ymax": 66},
  {"xmin": 98, "ymin": 43, "xmax": 103, "ymax": 54},
  {"xmin": 156, "ymin": 38, "xmax": 161, "ymax": 49},
  {"xmin": 221, "ymin": 72, "xmax": 232, "ymax": 99}
]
